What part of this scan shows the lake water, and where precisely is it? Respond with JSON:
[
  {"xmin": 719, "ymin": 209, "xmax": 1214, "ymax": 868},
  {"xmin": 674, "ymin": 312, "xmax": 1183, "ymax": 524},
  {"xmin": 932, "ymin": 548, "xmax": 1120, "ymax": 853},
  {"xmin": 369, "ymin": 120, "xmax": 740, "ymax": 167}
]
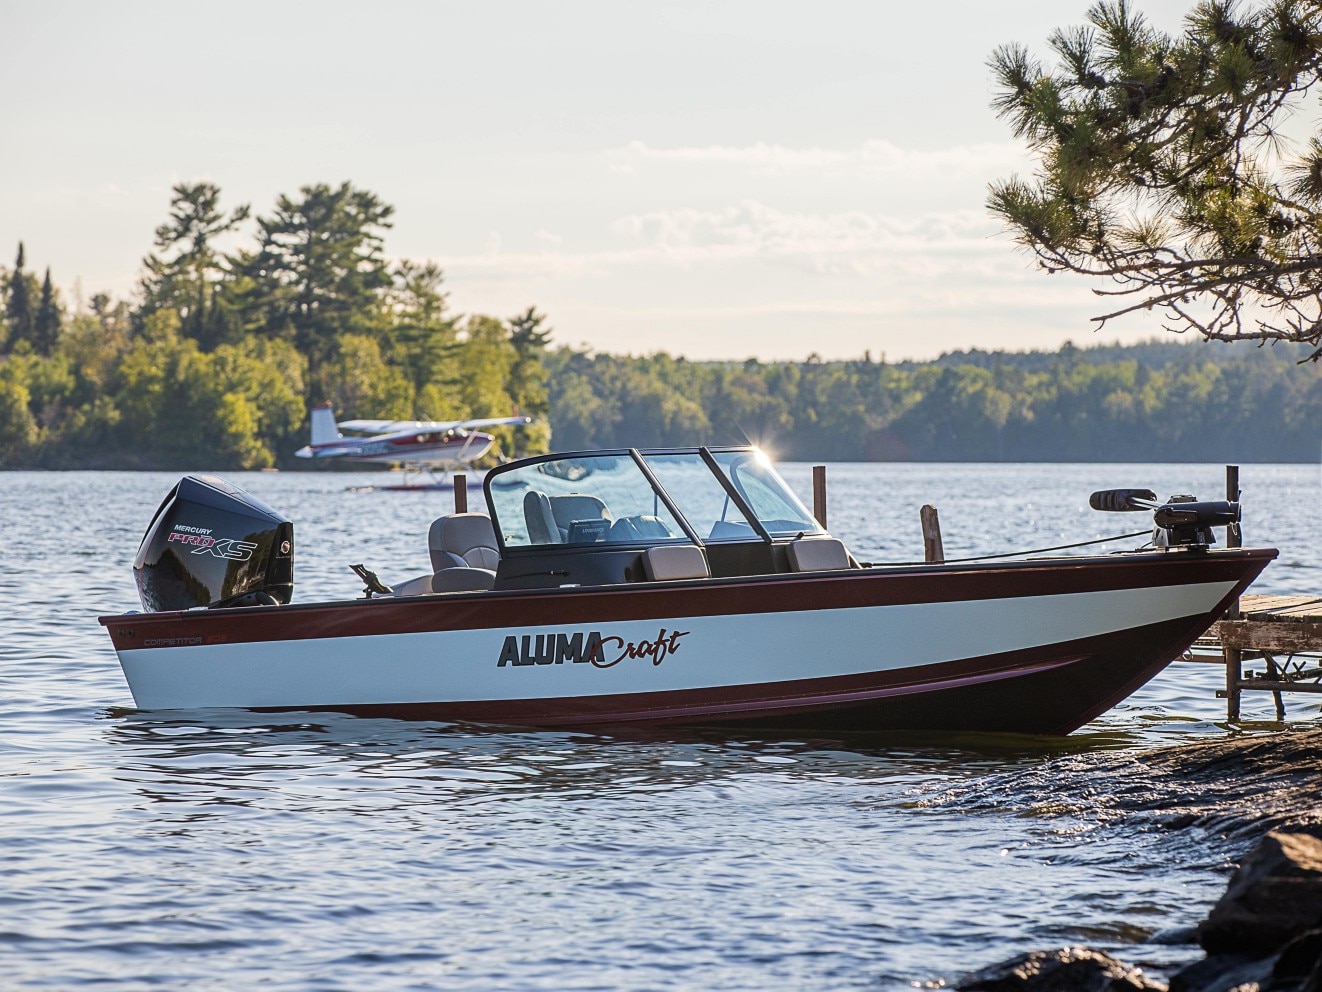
[{"xmin": 2, "ymin": 463, "xmax": 1318, "ymax": 990}]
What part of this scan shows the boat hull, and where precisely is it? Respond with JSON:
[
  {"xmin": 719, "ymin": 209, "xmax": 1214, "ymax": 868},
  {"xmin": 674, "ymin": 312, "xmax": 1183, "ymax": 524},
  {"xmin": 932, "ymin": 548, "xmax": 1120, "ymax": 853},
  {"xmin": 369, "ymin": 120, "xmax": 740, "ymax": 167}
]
[{"xmin": 99, "ymin": 549, "xmax": 1275, "ymax": 735}]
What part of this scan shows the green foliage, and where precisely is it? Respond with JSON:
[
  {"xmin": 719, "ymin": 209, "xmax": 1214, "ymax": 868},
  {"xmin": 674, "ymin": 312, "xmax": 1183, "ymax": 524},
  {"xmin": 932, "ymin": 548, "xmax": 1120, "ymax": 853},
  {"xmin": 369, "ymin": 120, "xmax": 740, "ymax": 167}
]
[
  {"xmin": 32, "ymin": 268, "xmax": 61, "ymax": 356},
  {"xmin": 4, "ymin": 244, "xmax": 39, "ymax": 353},
  {"xmin": 989, "ymin": 1, "xmax": 1322, "ymax": 353},
  {"xmin": 234, "ymin": 182, "xmax": 394, "ymax": 369},
  {"xmin": 384, "ymin": 259, "xmax": 459, "ymax": 400},
  {"xmin": 140, "ymin": 182, "xmax": 250, "ymax": 349},
  {"xmin": 0, "ymin": 360, "xmax": 39, "ymax": 465},
  {"xmin": 316, "ymin": 333, "xmax": 413, "ymax": 422},
  {"xmin": 10, "ymin": 176, "xmax": 1320, "ymax": 471},
  {"xmin": 545, "ymin": 339, "xmax": 1322, "ymax": 462},
  {"xmin": 0, "ymin": 180, "xmax": 562, "ymax": 469}
]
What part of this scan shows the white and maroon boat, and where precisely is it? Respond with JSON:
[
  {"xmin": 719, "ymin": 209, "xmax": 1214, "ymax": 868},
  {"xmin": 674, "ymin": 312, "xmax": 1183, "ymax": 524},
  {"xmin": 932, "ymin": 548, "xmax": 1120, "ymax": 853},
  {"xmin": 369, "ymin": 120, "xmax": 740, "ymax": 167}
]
[{"xmin": 100, "ymin": 447, "xmax": 1274, "ymax": 735}]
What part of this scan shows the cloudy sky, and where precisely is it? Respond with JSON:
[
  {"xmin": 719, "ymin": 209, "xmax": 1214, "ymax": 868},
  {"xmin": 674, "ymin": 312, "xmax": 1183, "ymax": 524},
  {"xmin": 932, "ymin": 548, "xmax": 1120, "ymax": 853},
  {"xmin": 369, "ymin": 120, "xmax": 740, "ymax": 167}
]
[{"xmin": 2, "ymin": 0, "xmax": 1211, "ymax": 360}]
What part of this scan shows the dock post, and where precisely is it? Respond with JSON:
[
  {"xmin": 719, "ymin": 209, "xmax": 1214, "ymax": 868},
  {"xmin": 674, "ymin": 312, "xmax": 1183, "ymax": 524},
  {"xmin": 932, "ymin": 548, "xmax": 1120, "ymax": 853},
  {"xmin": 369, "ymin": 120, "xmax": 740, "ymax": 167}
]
[
  {"xmin": 813, "ymin": 465, "xmax": 827, "ymax": 530},
  {"xmin": 1224, "ymin": 464, "xmax": 1242, "ymax": 721},
  {"xmin": 455, "ymin": 474, "xmax": 468, "ymax": 514},
  {"xmin": 920, "ymin": 505, "xmax": 944, "ymax": 564}
]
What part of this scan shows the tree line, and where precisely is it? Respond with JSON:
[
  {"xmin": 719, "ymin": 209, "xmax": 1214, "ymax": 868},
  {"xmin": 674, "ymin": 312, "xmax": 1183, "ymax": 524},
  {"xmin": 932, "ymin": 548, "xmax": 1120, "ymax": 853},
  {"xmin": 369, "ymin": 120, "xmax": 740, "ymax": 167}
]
[
  {"xmin": 0, "ymin": 181, "xmax": 552, "ymax": 468},
  {"xmin": 2, "ymin": 180, "xmax": 1320, "ymax": 469},
  {"xmin": 545, "ymin": 340, "xmax": 1322, "ymax": 463}
]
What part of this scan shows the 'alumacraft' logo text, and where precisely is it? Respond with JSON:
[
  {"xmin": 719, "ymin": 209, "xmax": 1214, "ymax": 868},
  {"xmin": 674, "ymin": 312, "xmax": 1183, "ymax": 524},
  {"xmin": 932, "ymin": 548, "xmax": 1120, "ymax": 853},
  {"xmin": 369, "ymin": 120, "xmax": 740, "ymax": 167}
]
[{"xmin": 497, "ymin": 629, "xmax": 689, "ymax": 669}]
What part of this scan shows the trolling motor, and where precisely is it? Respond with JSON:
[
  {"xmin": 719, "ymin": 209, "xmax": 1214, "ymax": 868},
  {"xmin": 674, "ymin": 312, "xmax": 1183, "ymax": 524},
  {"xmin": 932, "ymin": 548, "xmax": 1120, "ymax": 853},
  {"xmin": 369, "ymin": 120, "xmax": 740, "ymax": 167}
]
[{"xmin": 1089, "ymin": 488, "xmax": 1240, "ymax": 550}]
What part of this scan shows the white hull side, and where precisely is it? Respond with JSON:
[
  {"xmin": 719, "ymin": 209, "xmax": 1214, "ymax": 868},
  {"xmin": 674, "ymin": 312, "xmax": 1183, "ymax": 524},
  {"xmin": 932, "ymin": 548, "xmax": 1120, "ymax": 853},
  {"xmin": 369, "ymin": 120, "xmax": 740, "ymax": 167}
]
[{"xmin": 117, "ymin": 580, "xmax": 1236, "ymax": 710}]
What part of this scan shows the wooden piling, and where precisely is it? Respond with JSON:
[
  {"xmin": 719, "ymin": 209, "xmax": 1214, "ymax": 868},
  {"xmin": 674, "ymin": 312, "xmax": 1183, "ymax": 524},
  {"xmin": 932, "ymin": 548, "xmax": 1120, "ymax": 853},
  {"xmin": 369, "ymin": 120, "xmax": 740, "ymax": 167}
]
[
  {"xmin": 920, "ymin": 505, "xmax": 944, "ymax": 564},
  {"xmin": 454, "ymin": 474, "xmax": 468, "ymax": 514},
  {"xmin": 813, "ymin": 466, "xmax": 827, "ymax": 530},
  {"xmin": 1224, "ymin": 465, "xmax": 1242, "ymax": 720}
]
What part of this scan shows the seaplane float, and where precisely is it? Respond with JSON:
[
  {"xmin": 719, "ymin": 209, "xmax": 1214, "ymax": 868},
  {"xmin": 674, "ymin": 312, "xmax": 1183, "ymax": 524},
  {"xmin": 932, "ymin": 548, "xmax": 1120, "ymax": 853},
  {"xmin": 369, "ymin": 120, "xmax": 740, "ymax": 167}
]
[{"xmin": 99, "ymin": 447, "xmax": 1274, "ymax": 735}]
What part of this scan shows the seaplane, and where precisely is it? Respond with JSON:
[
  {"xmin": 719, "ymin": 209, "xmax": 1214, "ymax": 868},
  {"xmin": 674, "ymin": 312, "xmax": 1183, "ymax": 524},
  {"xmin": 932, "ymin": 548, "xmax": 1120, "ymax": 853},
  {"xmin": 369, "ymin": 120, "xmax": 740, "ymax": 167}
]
[{"xmin": 294, "ymin": 402, "xmax": 532, "ymax": 490}]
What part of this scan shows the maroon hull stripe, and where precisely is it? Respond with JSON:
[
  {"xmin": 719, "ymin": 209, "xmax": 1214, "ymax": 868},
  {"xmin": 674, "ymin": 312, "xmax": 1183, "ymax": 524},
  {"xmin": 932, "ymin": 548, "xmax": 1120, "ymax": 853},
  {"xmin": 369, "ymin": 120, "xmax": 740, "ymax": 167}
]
[{"xmin": 101, "ymin": 549, "xmax": 1276, "ymax": 653}]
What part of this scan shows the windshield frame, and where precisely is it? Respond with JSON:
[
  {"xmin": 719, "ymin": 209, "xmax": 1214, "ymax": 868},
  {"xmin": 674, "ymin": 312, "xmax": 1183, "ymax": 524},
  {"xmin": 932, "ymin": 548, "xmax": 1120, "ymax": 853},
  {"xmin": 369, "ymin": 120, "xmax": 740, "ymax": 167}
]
[{"xmin": 483, "ymin": 445, "xmax": 817, "ymax": 555}]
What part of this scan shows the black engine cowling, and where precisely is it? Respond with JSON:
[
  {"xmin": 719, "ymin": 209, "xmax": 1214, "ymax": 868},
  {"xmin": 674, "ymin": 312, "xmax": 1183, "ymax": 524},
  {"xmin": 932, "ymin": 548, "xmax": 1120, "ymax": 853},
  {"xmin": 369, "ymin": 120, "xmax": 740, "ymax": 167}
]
[{"xmin": 133, "ymin": 475, "xmax": 294, "ymax": 613}]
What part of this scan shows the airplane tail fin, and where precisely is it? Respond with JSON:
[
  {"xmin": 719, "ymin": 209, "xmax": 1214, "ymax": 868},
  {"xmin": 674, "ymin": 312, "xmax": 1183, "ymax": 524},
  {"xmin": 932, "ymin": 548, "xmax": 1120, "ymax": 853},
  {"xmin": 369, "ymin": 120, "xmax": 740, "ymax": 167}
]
[{"xmin": 310, "ymin": 402, "xmax": 341, "ymax": 446}]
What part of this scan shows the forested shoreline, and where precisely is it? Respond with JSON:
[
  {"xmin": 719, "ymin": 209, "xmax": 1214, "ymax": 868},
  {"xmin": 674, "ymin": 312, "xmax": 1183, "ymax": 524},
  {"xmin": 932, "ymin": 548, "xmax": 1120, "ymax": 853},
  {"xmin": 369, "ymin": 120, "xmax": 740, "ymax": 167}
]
[{"xmin": 3, "ymin": 182, "xmax": 1320, "ymax": 469}]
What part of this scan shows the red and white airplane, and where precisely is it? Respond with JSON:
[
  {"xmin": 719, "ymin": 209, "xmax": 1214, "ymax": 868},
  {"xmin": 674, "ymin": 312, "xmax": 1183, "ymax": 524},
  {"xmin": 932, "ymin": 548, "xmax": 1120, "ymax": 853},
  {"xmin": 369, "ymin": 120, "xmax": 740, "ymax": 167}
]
[{"xmin": 295, "ymin": 402, "xmax": 531, "ymax": 488}]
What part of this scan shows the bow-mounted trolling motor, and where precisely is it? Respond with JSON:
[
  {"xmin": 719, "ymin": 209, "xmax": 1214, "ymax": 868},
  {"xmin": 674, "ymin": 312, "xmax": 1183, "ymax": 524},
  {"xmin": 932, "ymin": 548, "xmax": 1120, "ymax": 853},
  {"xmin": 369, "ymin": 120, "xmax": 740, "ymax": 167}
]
[{"xmin": 1089, "ymin": 488, "xmax": 1241, "ymax": 550}]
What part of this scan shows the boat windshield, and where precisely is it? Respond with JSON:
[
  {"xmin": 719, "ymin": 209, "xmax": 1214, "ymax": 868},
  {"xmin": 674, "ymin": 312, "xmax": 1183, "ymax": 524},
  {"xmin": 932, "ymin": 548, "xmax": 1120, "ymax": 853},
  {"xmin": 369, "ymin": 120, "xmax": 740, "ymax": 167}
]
[
  {"xmin": 703, "ymin": 449, "xmax": 823, "ymax": 537},
  {"xmin": 642, "ymin": 452, "xmax": 763, "ymax": 542},
  {"xmin": 487, "ymin": 453, "xmax": 688, "ymax": 548}
]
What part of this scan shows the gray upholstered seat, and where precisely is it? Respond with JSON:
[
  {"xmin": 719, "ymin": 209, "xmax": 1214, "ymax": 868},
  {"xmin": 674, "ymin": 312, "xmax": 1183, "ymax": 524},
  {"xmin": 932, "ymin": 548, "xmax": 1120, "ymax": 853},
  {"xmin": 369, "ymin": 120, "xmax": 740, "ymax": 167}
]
[
  {"xmin": 523, "ymin": 490, "xmax": 560, "ymax": 545},
  {"xmin": 429, "ymin": 567, "xmax": 496, "ymax": 593},
  {"xmin": 641, "ymin": 544, "xmax": 709, "ymax": 581},
  {"xmin": 429, "ymin": 513, "xmax": 500, "ymax": 571},
  {"xmin": 549, "ymin": 494, "xmax": 612, "ymax": 540},
  {"xmin": 384, "ymin": 513, "xmax": 496, "ymax": 594},
  {"xmin": 785, "ymin": 536, "xmax": 851, "ymax": 572},
  {"xmin": 608, "ymin": 515, "xmax": 673, "ymax": 542}
]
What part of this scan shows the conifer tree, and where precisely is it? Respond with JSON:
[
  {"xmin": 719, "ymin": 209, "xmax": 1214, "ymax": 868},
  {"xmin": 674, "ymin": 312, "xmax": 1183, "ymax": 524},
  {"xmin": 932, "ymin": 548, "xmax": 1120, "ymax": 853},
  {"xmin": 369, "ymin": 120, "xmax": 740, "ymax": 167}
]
[
  {"xmin": 507, "ymin": 306, "xmax": 552, "ymax": 418},
  {"xmin": 988, "ymin": 0, "xmax": 1322, "ymax": 354},
  {"xmin": 235, "ymin": 182, "xmax": 394, "ymax": 371},
  {"xmin": 386, "ymin": 259, "xmax": 459, "ymax": 407},
  {"xmin": 32, "ymin": 267, "xmax": 61, "ymax": 355},
  {"xmin": 5, "ymin": 243, "xmax": 33, "ymax": 351},
  {"xmin": 141, "ymin": 182, "xmax": 250, "ymax": 349}
]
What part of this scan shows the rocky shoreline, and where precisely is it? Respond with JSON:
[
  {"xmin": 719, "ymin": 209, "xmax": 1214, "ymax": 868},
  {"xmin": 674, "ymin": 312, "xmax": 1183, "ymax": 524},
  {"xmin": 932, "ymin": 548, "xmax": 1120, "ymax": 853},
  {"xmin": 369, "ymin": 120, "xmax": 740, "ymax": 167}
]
[{"xmin": 952, "ymin": 728, "xmax": 1322, "ymax": 992}]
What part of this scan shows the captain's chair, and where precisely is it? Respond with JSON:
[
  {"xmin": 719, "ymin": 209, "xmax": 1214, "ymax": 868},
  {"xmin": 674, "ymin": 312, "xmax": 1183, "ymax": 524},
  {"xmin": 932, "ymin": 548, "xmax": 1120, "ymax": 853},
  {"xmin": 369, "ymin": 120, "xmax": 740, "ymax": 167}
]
[
  {"xmin": 524, "ymin": 490, "xmax": 560, "ymax": 545},
  {"xmin": 429, "ymin": 513, "xmax": 500, "ymax": 571},
  {"xmin": 390, "ymin": 513, "xmax": 500, "ymax": 597},
  {"xmin": 550, "ymin": 494, "xmax": 612, "ymax": 543}
]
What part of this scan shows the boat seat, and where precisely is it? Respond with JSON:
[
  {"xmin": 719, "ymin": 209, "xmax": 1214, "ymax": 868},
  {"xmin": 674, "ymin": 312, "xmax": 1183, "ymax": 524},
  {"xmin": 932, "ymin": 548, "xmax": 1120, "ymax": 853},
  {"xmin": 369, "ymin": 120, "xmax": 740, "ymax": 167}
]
[
  {"xmin": 608, "ymin": 515, "xmax": 673, "ymax": 542},
  {"xmin": 549, "ymin": 494, "xmax": 612, "ymax": 542},
  {"xmin": 524, "ymin": 490, "xmax": 560, "ymax": 545},
  {"xmin": 391, "ymin": 567, "xmax": 496, "ymax": 596},
  {"xmin": 429, "ymin": 513, "xmax": 500, "ymax": 571},
  {"xmin": 641, "ymin": 544, "xmax": 709, "ymax": 581},
  {"xmin": 430, "ymin": 567, "xmax": 497, "ymax": 593},
  {"xmin": 384, "ymin": 514, "xmax": 501, "ymax": 597},
  {"xmin": 786, "ymin": 536, "xmax": 851, "ymax": 572}
]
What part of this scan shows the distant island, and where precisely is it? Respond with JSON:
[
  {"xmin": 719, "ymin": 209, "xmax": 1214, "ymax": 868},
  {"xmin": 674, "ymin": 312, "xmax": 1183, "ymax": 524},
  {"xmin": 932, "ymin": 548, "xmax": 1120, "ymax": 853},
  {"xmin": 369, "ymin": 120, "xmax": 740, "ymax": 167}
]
[{"xmin": 3, "ymin": 182, "xmax": 1319, "ymax": 470}]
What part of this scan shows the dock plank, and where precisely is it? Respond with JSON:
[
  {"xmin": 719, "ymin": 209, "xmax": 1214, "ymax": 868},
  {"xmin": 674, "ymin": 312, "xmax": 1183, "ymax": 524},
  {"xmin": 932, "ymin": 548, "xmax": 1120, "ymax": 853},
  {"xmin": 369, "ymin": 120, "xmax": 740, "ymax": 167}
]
[
  {"xmin": 1238, "ymin": 594, "xmax": 1322, "ymax": 621},
  {"xmin": 1217, "ymin": 619, "xmax": 1322, "ymax": 652}
]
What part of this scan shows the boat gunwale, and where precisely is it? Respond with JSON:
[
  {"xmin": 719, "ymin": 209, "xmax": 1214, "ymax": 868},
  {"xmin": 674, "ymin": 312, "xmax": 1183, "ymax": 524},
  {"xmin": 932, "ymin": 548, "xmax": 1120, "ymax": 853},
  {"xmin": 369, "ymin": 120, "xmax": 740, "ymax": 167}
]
[{"xmin": 98, "ymin": 545, "xmax": 1278, "ymax": 628}]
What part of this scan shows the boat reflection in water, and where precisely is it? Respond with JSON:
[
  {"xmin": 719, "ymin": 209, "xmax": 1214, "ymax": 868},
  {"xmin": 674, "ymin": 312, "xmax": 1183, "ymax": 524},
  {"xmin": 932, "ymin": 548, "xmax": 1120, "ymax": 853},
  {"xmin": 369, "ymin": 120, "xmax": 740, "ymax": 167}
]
[{"xmin": 100, "ymin": 447, "xmax": 1274, "ymax": 735}]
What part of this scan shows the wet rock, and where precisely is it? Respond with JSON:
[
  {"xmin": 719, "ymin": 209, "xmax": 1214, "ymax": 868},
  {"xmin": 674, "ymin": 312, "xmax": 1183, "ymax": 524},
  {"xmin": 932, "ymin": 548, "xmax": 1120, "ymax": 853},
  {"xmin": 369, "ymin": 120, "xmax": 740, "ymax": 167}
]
[
  {"xmin": 1168, "ymin": 952, "xmax": 1274, "ymax": 992},
  {"xmin": 1197, "ymin": 830, "xmax": 1322, "ymax": 956},
  {"xmin": 956, "ymin": 947, "xmax": 1167, "ymax": 992},
  {"xmin": 1273, "ymin": 929, "xmax": 1322, "ymax": 989},
  {"xmin": 922, "ymin": 728, "xmax": 1322, "ymax": 850}
]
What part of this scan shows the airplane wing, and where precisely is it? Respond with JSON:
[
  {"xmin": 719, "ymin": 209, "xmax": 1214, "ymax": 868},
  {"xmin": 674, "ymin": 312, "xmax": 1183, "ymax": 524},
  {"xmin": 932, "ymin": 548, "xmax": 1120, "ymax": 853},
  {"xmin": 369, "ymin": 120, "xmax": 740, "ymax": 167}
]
[{"xmin": 337, "ymin": 416, "xmax": 532, "ymax": 434}]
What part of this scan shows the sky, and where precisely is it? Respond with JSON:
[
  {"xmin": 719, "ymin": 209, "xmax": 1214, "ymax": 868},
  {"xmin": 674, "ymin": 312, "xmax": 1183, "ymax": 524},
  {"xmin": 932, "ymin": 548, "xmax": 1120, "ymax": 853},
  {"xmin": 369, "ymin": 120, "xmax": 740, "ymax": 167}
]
[{"xmin": 0, "ymin": 0, "xmax": 1247, "ymax": 361}]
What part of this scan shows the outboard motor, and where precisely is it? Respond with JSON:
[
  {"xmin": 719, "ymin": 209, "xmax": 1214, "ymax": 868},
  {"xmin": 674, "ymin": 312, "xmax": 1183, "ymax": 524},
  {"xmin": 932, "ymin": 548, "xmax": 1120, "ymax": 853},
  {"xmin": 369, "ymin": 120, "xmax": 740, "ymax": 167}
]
[
  {"xmin": 133, "ymin": 475, "xmax": 294, "ymax": 613},
  {"xmin": 1089, "ymin": 488, "xmax": 1240, "ymax": 550}
]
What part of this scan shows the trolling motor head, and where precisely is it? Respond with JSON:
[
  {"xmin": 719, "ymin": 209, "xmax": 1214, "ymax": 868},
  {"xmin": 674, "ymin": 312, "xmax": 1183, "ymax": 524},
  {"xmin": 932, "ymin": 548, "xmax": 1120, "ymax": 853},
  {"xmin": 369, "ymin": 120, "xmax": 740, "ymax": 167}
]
[{"xmin": 1089, "ymin": 488, "xmax": 1240, "ymax": 551}]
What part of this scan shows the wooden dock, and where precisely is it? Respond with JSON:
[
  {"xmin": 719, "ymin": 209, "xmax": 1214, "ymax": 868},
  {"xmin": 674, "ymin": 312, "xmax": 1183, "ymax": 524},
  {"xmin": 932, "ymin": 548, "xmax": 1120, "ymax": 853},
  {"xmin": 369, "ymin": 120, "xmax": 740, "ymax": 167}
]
[{"xmin": 1211, "ymin": 593, "xmax": 1322, "ymax": 720}]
